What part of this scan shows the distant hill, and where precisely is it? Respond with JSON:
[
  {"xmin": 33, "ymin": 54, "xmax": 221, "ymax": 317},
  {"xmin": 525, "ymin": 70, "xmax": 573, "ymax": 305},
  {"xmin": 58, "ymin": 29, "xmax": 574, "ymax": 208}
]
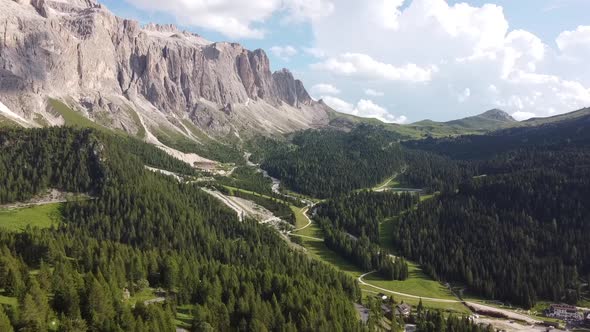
[
  {"xmin": 392, "ymin": 109, "xmax": 517, "ymax": 139},
  {"xmin": 403, "ymin": 106, "xmax": 590, "ymax": 159},
  {"xmin": 522, "ymin": 107, "xmax": 590, "ymax": 126},
  {"xmin": 445, "ymin": 109, "xmax": 516, "ymax": 129}
]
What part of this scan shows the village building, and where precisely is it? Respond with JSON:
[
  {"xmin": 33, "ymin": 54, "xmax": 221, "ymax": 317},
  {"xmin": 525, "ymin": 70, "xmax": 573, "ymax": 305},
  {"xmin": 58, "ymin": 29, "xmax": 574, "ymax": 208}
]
[
  {"xmin": 546, "ymin": 304, "xmax": 582, "ymax": 321},
  {"xmin": 395, "ymin": 303, "xmax": 412, "ymax": 317}
]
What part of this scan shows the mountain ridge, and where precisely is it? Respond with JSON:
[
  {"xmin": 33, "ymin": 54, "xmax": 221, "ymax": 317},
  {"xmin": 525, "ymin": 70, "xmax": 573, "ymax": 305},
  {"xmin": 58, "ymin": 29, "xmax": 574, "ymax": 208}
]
[{"xmin": 0, "ymin": 0, "xmax": 331, "ymax": 141}]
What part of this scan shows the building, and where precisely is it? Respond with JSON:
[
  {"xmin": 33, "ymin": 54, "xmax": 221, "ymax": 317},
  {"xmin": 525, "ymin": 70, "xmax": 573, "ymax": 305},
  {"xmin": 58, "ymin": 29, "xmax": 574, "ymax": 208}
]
[
  {"xmin": 395, "ymin": 303, "xmax": 412, "ymax": 317},
  {"xmin": 546, "ymin": 304, "xmax": 582, "ymax": 320}
]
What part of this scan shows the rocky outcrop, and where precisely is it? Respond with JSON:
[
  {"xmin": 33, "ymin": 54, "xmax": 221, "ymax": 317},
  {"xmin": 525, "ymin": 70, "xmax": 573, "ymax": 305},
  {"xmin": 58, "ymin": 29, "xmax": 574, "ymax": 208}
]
[
  {"xmin": 0, "ymin": 0, "xmax": 329, "ymax": 138},
  {"xmin": 273, "ymin": 69, "xmax": 312, "ymax": 107}
]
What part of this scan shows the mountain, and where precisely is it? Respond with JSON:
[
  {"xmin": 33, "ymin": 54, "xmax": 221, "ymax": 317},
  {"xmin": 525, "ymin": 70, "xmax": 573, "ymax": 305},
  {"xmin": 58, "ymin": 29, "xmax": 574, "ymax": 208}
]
[
  {"xmin": 0, "ymin": 0, "xmax": 332, "ymax": 142},
  {"xmin": 406, "ymin": 109, "xmax": 517, "ymax": 138},
  {"xmin": 522, "ymin": 107, "xmax": 590, "ymax": 126},
  {"xmin": 403, "ymin": 106, "xmax": 590, "ymax": 159},
  {"xmin": 446, "ymin": 109, "xmax": 516, "ymax": 129}
]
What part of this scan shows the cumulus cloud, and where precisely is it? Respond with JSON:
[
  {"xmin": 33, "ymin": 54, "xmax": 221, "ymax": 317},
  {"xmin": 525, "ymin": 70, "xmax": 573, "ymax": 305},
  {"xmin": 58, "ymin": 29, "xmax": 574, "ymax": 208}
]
[
  {"xmin": 311, "ymin": 53, "xmax": 434, "ymax": 82},
  {"xmin": 270, "ymin": 45, "xmax": 298, "ymax": 60},
  {"xmin": 307, "ymin": 0, "xmax": 590, "ymax": 120},
  {"xmin": 123, "ymin": 0, "xmax": 333, "ymax": 38},
  {"xmin": 321, "ymin": 96, "xmax": 407, "ymax": 124},
  {"xmin": 365, "ymin": 89, "xmax": 384, "ymax": 97},
  {"xmin": 556, "ymin": 25, "xmax": 590, "ymax": 60},
  {"xmin": 311, "ymin": 83, "xmax": 340, "ymax": 95},
  {"xmin": 284, "ymin": 0, "xmax": 335, "ymax": 22}
]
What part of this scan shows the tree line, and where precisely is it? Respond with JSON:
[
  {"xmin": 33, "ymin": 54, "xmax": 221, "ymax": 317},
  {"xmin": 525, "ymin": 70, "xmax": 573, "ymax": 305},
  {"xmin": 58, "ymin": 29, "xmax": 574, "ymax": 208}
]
[{"xmin": 0, "ymin": 127, "xmax": 363, "ymax": 330}]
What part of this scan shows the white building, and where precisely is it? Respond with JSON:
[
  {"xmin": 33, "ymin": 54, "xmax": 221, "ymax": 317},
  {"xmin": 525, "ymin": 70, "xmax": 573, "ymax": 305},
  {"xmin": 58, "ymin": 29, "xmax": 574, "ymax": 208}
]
[{"xmin": 547, "ymin": 304, "xmax": 582, "ymax": 320}]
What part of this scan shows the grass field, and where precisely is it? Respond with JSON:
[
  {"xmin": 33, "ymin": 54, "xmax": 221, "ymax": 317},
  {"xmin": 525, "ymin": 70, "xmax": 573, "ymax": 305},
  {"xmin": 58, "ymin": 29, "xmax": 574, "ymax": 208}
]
[
  {"xmin": 176, "ymin": 304, "xmax": 195, "ymax": 328},
  {"xmin": 127, "ymin": 288, "xmax": 158, "ymax": 305},
  {"xmin": 290, "ymin": 206, "xmax": 468, "ymax": 314},
  {"xmin": 0, "ymin": 294, "xmax": 17, "ymax": 307},
  {"xmin": 0, "ymin": 114, "xmax": 18, "ymax": 127},
  {"xmin": 363, "ymin": 263, "xmax": 457, "ymax": 301},
  {"xmin": 0, "ymin": 203, "xmax": 62, "ymax": 231}
]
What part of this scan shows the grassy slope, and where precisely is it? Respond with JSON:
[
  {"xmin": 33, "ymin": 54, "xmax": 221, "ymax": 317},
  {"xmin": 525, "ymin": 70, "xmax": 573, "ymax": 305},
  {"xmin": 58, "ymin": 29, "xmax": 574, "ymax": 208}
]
[
  {"xmin": 48, "ymin": 99, "xmax": 105, "ymax": 130},
  {"xmin": 0, "ymin": 203, "xmax": 62, "ymax": 231},
  {"xmin": 0, "ymin": 294, "xmax": 17, "ymax": 307},
  {"xmin": 126, "ymin": 108, "xmax": 146, "ymax": 139},
  {"xmin": 291, "ymin": 206, "xmax": 468, "ymax": 313},
  {"xmin": 0, "ymin": 114, "xmax": 19, "ymax": 127}
]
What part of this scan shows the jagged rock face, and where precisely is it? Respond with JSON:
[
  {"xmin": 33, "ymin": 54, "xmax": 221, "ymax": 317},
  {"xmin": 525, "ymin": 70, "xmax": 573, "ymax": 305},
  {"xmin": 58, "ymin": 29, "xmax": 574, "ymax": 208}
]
[
  {"xmin": 273, "ymin": 69, "xmax": 312, "ymax": 107},
  {"xmin": 0, "ymin": 0, "xmax": 329, "ymax": 137}
]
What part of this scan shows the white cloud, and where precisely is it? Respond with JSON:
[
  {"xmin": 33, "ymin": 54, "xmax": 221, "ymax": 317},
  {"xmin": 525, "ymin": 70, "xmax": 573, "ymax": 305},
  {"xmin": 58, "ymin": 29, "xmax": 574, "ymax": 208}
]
[
  {"xmin": 321, "ymin": 96, "xmax": 354, "ymax": 112},
  {"xmin": 284, "ymin": 0, "xmax": 335, "ymax": 22},
  {"xmin": 304, "ymin": 47, "xmax": 326, "ymax": 58},
  {"xmin": 270, "ymin": 45, "xmax": 298, "ymax": 60},
  {"xmin": 311, "ymin": 53, "xmax": 434, "ymax": 82},
  {"xmin": 311, "ymin": 83, "xmax": 340, "ymax": 95},
  {"xmin": 306, "ymin": 0, "xmax": 590, "ymax": 120},
  {"xmin": 321, "ymin": 96, "xmax": 407, "ymax": 124},
  {"xmin": 457, "ymin": 88, "xmax": 471, "ymax": 103},
  {"xmin": 365, "ymin": 89, "xmax": 384, "ymax": 97},
  {"xmin": 556, "ymin": 25, "xmax": 590, "ymax": 60},
  {"xmin": 123, "ymin": 0, "xmax": 333, "ymax": 39},
  {"xmin": 511, "ymin": 111, "xmax": 537, "ymax": 121}
]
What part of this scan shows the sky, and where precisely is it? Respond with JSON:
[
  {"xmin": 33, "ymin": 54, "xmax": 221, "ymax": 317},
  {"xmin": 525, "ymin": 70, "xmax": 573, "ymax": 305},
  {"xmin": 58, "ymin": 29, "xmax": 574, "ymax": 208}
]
[{"xmin": 99, "ymin": 0, "xmax": 590, "ymax": 123}]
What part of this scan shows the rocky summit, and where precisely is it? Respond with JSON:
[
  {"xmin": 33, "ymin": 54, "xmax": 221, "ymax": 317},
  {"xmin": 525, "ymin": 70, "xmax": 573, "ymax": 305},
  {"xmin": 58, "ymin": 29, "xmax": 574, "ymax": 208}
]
[{"xmin": 0, "ymin": 0, "xmax": 331, "ymax": 139}]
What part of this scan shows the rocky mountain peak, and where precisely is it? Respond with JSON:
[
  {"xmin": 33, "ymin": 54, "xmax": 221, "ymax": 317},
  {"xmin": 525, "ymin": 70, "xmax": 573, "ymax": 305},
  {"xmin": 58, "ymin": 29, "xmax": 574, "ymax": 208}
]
[
  {"xmin": 272, "ymin": 69, "xmax": 312, "ymax": 107},
  {"xmin": 143, "ymin": 23, "xmax": 180, "ymax": 33},
  {"xmin": 481, "ymin": 109, "xmax": 516, "ymax": 122},
  {"xmin": 0, "ymin": 0, "xmax": 330, "ymax": 138}
]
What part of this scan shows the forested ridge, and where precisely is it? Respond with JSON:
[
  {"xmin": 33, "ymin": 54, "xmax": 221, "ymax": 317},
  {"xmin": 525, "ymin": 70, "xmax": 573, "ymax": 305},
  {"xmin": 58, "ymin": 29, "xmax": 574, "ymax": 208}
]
[
  {"xmin": 253, "ymin": 125, "xmax": 406, "ymax": 198},
  {"xmin": 393, "ymin": 116, "xmax": 590, "ymax": 308},
  {"xmin": 0, "ymin": 127, "xmax": 362, "ymax": 331},
  {"xmin": 313, "ymin": 191, "xmax": 416, "ymax": 281},
  {"xmin": 314, "ymin": 191, "xmax": 418, "ymax": 243}
]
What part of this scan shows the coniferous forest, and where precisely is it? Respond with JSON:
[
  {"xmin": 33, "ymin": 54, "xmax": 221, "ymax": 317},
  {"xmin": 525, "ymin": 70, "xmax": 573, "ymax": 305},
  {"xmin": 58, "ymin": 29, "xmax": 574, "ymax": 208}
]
[
  {"xmin": 0, "ymin": 128, "xmax": 361, "ymax": 331},
  {"xmin": 392, "ymin": 117, "xmax": 590, "ymax": 308},
  {"xmin": 254, "ymin": 125, "xmax": 406, "ymax": 198},
  {"xmin": 254, "ymin": 113, "xmax": 590, "ymax": 309},
  {"xmin": 312, "ymin": 191, "xmax": 416, "ymax": 280}
]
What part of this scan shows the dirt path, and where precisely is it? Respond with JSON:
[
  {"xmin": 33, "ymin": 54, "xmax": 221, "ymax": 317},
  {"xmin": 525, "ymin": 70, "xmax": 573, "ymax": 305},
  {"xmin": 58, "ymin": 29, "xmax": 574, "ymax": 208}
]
[{"xmin": 201, "ymin": 188, "xmax": 245, "ymax": 221}]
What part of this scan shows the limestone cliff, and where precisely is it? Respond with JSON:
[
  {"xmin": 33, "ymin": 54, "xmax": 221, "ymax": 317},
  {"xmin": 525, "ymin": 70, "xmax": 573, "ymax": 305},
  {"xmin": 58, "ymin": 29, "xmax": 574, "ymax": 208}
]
[{"xmin": 0, "ymin": 0, "xmax": 330, "ymax": 139}]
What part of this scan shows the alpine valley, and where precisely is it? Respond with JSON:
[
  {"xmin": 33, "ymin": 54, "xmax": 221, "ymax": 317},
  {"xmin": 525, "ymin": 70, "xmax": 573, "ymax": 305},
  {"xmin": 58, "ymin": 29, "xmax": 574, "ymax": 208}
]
[{"xmin": 0, "ymin": 1, "xmax": 589, "ymax": 332}]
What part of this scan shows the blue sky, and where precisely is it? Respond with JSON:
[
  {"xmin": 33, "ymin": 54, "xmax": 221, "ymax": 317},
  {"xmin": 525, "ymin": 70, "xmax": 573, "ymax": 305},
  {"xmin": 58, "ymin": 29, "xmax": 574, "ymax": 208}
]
[{"xmin": 99, "ymin": 0, "xmax": 590, "ymax": 123}]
